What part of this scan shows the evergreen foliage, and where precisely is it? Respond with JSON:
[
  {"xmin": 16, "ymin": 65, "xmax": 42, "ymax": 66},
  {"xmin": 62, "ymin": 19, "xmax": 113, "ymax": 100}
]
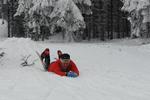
[
  {"xmin": 122, "ymin": 0, "xmax": 150, "ymax": 38},
  {"xmin": 15, "ymin": 0, "xmax": 92, "ymax": 41}
]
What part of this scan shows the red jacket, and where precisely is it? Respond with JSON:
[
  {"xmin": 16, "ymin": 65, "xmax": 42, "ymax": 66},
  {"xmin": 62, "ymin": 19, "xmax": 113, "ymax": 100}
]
[{"xmin": 48, "ymin": 60, "xmax": 79, "ymax": 76}]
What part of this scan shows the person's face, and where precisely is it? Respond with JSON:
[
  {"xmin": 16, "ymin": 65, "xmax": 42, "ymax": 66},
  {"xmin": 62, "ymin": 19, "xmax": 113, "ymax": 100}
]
[{"xmin": 60, "ymin": 59, "xmax": 70, "ymax": 67}]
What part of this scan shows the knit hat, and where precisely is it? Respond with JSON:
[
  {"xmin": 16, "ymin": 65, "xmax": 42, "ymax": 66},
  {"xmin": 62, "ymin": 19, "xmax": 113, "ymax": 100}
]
[{"xmin": 60, "ymin": 53, "xmax": 70, "ymax": 60}]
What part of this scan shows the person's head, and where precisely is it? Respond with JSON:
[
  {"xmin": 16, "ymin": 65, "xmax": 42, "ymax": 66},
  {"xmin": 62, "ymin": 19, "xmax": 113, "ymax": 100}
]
[{"xmin": 60, "ymin": 53, "xmax": 71, "ymax": 67}]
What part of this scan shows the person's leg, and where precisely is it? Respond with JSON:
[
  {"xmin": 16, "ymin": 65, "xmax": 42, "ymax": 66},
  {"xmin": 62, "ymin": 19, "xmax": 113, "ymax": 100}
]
[
  {"xmin": 44, "ymin": 55, "xmax": 50, "ymax": 71},
  {"xmin": 41, "ymin": 48, "xmax": 50, "ymax": 71},
  {"xmin": 57, "ymin": 50, "xmax": 62, "ymax": 59}
]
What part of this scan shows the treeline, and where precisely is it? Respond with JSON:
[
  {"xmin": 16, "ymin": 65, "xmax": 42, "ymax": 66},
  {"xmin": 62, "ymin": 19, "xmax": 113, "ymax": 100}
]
[
  {"xmin": 0, "ymin": 0, "xmax": 24, "ymax": 37},
  {"xmin": 83, "ymin": 0, "xmax": 130, "ymax": 41},
  {"xmin": 0, "ymin": 0, "xmax": 131, "ymax": 41}
]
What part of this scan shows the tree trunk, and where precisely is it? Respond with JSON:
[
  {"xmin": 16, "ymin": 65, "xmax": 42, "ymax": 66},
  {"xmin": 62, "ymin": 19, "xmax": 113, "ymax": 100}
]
[
  {"xmin": 107, "ymin": 7, "xmax": 110, "ymax": 39},
  {"xmin": 7, "ymin": 4, "xmax": 11, "ymax": 37},
  {"xmin": 7, "ymin": 0, "xmax": 15, "ymax": 37},
  {"xmin": 110, "ymin": 0, "xmax": 113, "ymax": 39},
  {"xmin": 117, "ymin": 1, "xmax": 120, "ymax": 38},
  {"xmin": 125, "ymin": 19, "xmax": 130, "ymax": 37},
  {"xmin": 88, "ymin": 15, "xmax": 93, "ymax": 41},
  {"xmin": 65, "ymin": 29, "xmax": 74, "ymax": 42}
]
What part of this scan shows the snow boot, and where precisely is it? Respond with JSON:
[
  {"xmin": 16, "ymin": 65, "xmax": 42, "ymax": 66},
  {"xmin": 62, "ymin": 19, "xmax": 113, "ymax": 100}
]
[
  {"xmin": 57, "ymin": 50, "xmax": 62, "ymax": 59},
  {"xmin": 41, "ymin": 48, "xmax": 50, "ymax": 71}
]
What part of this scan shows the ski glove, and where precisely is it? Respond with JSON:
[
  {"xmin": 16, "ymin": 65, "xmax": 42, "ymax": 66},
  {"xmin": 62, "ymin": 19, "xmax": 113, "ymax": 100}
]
[{"xmin": 66, "ymin": 71, "xmax": 78, "ymax": 78}]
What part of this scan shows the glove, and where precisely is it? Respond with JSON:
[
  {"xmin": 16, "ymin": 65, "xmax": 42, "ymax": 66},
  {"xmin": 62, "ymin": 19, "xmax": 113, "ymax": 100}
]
[{"xmin": 66, "ymin": 71, "xmax": 78, "ymax": 78}]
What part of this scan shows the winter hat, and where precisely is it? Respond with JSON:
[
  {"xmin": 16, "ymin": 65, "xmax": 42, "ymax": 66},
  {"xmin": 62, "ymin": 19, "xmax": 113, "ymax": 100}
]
[{"xmin": 60, "ymin": 53, "xmax": 70, "ymax": 60}]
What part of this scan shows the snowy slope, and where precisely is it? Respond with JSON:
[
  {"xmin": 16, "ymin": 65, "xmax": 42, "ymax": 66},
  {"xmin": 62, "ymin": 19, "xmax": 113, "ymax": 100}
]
[{"xmin": 0, "ymin": 38, "xmax": 150, "ymax": 100}]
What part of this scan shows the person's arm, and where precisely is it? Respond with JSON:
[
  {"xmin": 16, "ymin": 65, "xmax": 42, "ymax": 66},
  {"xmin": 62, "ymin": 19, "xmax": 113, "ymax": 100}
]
[
  {"xmin": 70, "ymin": 61, "xmax": 79, "ymax": 76},
  {"xmin": 52, "ymin": 67, "xmax": 66, "ymax": 76},
  {"xmin": 48, "ymin": 63, "xmax": 66, "ymax": 76}
]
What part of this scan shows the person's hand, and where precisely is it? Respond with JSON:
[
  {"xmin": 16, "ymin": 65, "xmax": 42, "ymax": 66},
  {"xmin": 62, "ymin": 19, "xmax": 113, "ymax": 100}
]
[{"xmin": 66, "ymin": 71, "xmax": 78, "ymax": 78}]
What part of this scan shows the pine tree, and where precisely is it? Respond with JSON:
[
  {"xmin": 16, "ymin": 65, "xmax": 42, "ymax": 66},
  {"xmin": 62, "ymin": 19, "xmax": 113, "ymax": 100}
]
[
  {"xmin": 83, "ymin": 0, "xmax": 129, "ymax": 40},
  {"xmin": 122, "ymin": 0, "xmax": 150, "ymax": 38},
  {"xmin": 0, "ymin": 0, "xmax": 25, "ymax": 37},
  {"xmin": 15, "ymin": 0, "xmax": 92, "ymax": 41}
]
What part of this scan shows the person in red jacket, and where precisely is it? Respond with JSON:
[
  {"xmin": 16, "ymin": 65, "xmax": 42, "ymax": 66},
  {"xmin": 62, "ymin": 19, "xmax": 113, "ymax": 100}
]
[{"xmin": 48, "ymin": 53, "xmax": 79, "ymax": 77}]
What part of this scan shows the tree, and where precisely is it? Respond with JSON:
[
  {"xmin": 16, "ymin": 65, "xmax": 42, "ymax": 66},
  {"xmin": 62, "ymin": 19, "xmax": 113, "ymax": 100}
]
[
  {"xmin": 122, "ymin": 0, "xmax": 150, "ymax": 38},
  {"xmin": 0, "ymin": 0, "xmax": 25, "ymax": 37},
  {"xmin": 15, "ymin": 0, "xmax": 92, "ymax": 41},
  {"xmin": 83, "ymin": 0, "xmax": 129, "ymax": 40}
]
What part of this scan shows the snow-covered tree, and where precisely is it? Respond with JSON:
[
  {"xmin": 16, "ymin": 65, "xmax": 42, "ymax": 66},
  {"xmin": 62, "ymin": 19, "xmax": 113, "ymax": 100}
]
[
  {"xmin": 121, "ymin": 0, "xmax": 150, "ymax": 38},
  {"xmin": 15, "ymin": 0, "xmax": 91, "ymax": 41}
]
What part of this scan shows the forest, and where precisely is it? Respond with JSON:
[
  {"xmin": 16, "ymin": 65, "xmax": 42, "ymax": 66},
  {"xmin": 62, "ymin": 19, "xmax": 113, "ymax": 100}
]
[{"xmin": 0, "ymin": 0, "xmax": 150, "ymax": 42}]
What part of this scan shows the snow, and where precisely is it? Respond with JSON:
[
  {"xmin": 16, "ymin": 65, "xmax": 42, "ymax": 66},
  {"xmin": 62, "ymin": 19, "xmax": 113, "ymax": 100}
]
[
  {"xmin": 0, "ymin": 37, "xmax": 150, "ymax": 100},
  {"xmin": 122, "ymin": 0, "xmax": 150, "ymax": 12},
  {"xmin": 0, "ymin": 19, "xmax": 7, "ymax": 38},
  {"xmin": 73, "ymin": 0, "xmax": 92, "ymax": 6},
  {"xmin": 0, "ymin": 20, "xmax": 150, "ymax": 99}
]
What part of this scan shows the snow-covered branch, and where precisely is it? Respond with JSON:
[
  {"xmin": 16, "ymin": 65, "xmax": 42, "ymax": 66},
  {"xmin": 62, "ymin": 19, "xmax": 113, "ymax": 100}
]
[{"xmin": 122, "ymin": 0, "xmax": 150, "ymax": 38}]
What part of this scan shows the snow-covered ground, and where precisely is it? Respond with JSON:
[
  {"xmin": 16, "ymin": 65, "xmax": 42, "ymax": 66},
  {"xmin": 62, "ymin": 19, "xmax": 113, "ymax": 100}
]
[
  {"xmin": 0, "ymin": 18, "xmax": 150, "ymax": 100},
  {"xmin": 0, "ymin": 37, "xmax": 150, "ymax": 100}
]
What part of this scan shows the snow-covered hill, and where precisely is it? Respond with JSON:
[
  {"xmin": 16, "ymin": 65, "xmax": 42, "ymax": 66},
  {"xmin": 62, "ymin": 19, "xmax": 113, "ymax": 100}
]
[{"xmin": 0, "ymin": 38, "xmax": 150, "ymax": 100}]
